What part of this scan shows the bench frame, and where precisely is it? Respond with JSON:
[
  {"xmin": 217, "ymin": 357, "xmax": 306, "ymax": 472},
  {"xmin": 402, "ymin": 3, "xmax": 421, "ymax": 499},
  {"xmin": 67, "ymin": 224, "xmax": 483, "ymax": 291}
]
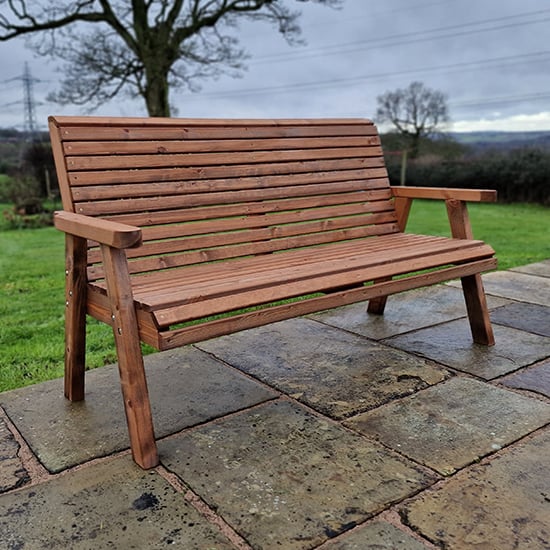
[{"xmin": 49, "ymin": 116, "xmax": 496, "ymax": 469}]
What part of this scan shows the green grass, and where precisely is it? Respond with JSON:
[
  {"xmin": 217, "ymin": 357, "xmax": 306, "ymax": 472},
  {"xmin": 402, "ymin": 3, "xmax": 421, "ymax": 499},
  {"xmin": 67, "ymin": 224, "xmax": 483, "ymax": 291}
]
[
  {"xmin": 0, "ymin": 225, "xmax": 117, "ymax": 391},
  {"xmin": 406, "ymin": 201, "xmax": 550, "ymax": 270},
  {"xmin": 0, "ymin": 201, "xmax": 548, "ymax": 392}
]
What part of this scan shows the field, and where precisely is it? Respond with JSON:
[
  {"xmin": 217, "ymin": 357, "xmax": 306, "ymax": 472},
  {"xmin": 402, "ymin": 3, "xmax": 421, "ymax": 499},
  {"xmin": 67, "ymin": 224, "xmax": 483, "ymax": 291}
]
[{"xmin": 0, "ymin": 201, "xmax": 549, "ymax": 392}]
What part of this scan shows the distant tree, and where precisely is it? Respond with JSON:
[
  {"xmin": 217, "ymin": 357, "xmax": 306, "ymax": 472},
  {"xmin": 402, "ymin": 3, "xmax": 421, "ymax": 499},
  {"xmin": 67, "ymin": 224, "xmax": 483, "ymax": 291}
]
[
  {"xmin": 0, "ymin": 0, "xmax": 341, "ymax": 117},
  {"xmin": 376, "ymin": 81, "xmax": 449, "ymax": 159}
]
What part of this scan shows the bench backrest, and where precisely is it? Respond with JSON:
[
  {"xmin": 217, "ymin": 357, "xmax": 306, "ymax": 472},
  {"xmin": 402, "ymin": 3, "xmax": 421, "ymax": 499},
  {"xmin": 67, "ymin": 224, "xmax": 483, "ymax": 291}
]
[{"xmin": 49, "ymin": 117, "xmax": 399, "ymax": 281}]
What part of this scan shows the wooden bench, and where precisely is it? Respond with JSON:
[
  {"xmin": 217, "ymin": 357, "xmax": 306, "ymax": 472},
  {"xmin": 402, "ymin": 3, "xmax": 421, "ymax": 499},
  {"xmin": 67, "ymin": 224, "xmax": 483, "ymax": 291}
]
[{"xmin": 49, "ymin": 116, "xmax": 497, "ymax": 469}]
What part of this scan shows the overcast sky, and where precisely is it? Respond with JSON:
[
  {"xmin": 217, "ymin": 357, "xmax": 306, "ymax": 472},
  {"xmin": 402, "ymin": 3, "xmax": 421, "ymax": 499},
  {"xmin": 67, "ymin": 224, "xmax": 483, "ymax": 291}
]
[{"xmin": 0, "ymin": 0, "xmax": 549, "ymax": 133}]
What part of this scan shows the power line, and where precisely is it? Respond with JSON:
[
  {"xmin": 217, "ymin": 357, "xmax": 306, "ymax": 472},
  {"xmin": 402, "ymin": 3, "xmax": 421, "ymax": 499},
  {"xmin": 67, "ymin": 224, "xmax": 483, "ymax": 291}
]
[
  {"xmin": 181, "ymin": 50, "xmax": 550, "ymax": 100},
  {"xmin": 451, "ymin": 92, "xmax": 550, "ymax": 110},
  {"xmin": 249, "ymin": 7, "xmax": 550, "ymax": 65}
]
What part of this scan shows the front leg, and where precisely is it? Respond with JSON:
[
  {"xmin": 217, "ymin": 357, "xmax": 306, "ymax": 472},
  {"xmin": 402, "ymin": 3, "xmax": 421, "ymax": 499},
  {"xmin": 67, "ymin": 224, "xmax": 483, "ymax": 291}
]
[{"xmin": 100, "ymin": 244, "xmax": 159, "ymax": 469}]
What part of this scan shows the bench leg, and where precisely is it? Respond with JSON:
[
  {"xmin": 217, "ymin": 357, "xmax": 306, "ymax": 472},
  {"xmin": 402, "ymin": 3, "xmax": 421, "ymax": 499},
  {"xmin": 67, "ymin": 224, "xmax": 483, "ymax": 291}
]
[
  {"xmin": 64, "ymin": 234, "xmax": 87, "ymax": 402},
  {"xmin": 461, "ymin": 274, "xmax": 495, "ymax": 346},
  {"xmin": 101, "ymin": 245, "xmax": 159, "ymax": 469},
  {"xmin": 367, "ymin": 277, "xmax": 392, "ymax": 314},
  {"xmin": 367, "ymin": 295, "xmax": 388, "ymax": 314}
]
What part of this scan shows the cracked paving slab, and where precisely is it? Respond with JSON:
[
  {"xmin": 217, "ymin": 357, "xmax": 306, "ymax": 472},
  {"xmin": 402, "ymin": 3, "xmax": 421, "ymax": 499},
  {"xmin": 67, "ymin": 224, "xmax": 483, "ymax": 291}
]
[{"xmin": 0, "ymin": 415, "xmax": 29, "ymax": 493}]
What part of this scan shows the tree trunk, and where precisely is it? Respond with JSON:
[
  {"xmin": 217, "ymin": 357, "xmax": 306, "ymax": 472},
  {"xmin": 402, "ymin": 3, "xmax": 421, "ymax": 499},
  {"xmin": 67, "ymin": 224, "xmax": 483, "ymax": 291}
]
[
  {"xmin": 144, "ymin": 68, "xmax": 171, "ymax": 117},
  {"xmin": 400, "ymin": 149, "xmax": 408, "ymax": 186},
  {"xmin": 409, "ymin": 133, "xmax": 421, "ymax": 159}
]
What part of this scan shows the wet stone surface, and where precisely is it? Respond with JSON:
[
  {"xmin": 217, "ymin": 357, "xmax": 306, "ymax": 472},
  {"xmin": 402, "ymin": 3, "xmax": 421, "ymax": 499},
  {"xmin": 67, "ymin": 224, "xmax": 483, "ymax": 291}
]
[
  {"xmin": 0, "ymin": 415, "xmax": 29, "ymax": 493},
  {"xmin": 0, "ymin": 456, "xmax": 235, "ymax": 549},
  {"xmin": 322, "ymin": 520, "xmax": 430, "ymax": 549},
  {"xmin": 510, "ymin": 259, "xmax": 550, "ymax": 278},
  {"xmin": 385, "ymin": 319, "xmax": 550, "ymax": 379},
  {"xmin": 0, "ymin": 346, "xmax": 276, "ymax": 472},
  {"xmin": 402, "ymin": 429, "xmax": 550, "ymax": 550},
  {"xmin": 160, "ymin": 400, "xmax": 437, "ymax": 550},
  {"xmin": 311, "ymin": 285, "xmax": 509, "ymax": 340},
  {"xmin": 346, "ymin": 377, "xmax": 550, "ymax": 475},
  {"xmin": 501, "ymin": 359, "xmax": 550, "ymax": 399},
  {"xmin": 198, "ymin": 318, "xmax": 450, "ymax": 420},
  {"xmin": 491, "ymin": 302, "xmax": 550, "ymax": 337},
  {"xmin": 473, "ymin": 270, "xmax": 550, "ymax": 306}
]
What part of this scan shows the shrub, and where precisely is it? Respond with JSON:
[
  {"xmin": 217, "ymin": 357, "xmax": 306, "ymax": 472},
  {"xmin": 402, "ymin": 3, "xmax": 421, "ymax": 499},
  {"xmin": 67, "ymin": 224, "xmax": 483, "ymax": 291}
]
[{"xmin": 386, "ymin": 147, "xmax": 550, "ymax": 205}]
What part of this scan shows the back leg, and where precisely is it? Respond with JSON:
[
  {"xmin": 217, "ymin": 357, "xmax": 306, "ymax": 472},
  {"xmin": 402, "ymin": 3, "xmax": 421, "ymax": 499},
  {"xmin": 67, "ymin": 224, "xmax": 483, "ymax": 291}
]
[
  {"xmin": 64, "ymin": 234, "xmax": 88, "ymax": 401},
  {"xmin": 461, "ymin": 273, "xmax": 495, "ymax": 345}
]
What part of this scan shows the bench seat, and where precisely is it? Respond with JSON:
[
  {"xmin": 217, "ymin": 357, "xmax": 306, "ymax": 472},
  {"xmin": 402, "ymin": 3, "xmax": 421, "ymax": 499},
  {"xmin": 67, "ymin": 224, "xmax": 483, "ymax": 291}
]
[
  {"xmin": 49, "ymin": 116, "xmax": 497, "ymax": 469},
  {"xmin": 83, "ymin": 232, "xmax": 495, "ymax": 350}
]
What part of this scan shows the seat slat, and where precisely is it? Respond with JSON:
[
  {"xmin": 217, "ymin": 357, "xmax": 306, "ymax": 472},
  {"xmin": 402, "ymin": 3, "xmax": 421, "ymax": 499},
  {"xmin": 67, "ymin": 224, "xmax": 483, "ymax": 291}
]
[
  {"xmin": 157, "ymin": 258, "xmax": 497, "ymax": 350},
  {"xmin": 150, "ymin": 242, "xmax": 495, "ymax": 326},
  {"xmin": 87, "ymin": 223, "xmax": 401, "ymax": 281},
  {"xmin": 128, "ymin": 234, "xmax": 478, "ymax": 298}
]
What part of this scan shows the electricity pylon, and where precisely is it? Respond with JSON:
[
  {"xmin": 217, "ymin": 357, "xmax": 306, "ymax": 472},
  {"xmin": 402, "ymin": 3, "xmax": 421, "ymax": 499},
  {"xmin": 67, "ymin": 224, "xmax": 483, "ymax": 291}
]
[{"xmin": 22, "ymin": 62, "xmax": 39, "ymax": 141}]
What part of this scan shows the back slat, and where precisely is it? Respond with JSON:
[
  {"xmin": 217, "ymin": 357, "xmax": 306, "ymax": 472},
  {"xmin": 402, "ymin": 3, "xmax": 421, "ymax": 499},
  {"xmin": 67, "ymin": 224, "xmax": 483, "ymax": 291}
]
[
  {"xmin": 66, "ymin": 145, "xmax": 382, "ymax": 171},
  {"xmin": 64, "ymin": 135, "xmax": 378, "ymax": 156},
  {"xmin": 67, "ymin": 157, "xmax": 384, "ymax": 186},
  {"xmin": 49, "ymin": 116, "xmax": 397, "ymax": 274}
]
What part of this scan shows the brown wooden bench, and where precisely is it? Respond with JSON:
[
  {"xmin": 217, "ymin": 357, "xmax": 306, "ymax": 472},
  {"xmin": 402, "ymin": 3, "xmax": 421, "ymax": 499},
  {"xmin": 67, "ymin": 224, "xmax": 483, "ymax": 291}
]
[{"xmin": 49, "ymin": 116, "xmax": 497, "ymax": 469}]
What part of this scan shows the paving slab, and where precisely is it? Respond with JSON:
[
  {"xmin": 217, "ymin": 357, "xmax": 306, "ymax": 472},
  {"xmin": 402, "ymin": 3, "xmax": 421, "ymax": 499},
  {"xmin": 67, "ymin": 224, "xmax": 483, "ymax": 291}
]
[
  {"xmin": 501, "ymin": 358, "xmax": 550, "ymax": 398},
  {"xmin": 0, "ymin": 415, "xmax": 29, "ymax": 493},
  {"xmin": 198, "ymin": 318, "xmax": 450, "ymax": 420},
  {"xmin": 491, "ymin": 302, "xmax": 550, "ymax": 337},
  {"xmin": 0, "ymin": 346, "xmax": 276, "ymax": 473},
  {"xmin": 321, "ymin": 520, "xmax": 430, "ymax": 549},
  {"xmin": 449, "ymin": 270, "xmax": 550, "ymax": 306},
  {"xmin": 160, "ymin": 400, "xmax": 437, "ymax": 550},
  {"xmin": 310, "ymin": 285, "xmax": 509, "ymax": 340},
  {"xmin": 384, "ymin": 319, "xmax": 550, "ymax": 379},
  {"xmin": 510, "ymin": 259, "xmax": 550, "ymax": 278},
  {"xmin": 0, "ymin": 456, "xmax": 236, "ymax": 549},
  {"xmin": 402, "ymin": 429, "xmax": 550, "ymax": 550},
  {"xmin": 346, "ymin": 377, "xmax": 550, "ymax": 475}
]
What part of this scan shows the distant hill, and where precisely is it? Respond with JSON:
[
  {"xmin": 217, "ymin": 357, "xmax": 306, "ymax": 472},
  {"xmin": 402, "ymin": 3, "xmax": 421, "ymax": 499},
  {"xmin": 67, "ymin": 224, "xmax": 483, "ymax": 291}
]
[{"xmin": 449, "ymin": 131, "xmax": 550, "ymax": 150}]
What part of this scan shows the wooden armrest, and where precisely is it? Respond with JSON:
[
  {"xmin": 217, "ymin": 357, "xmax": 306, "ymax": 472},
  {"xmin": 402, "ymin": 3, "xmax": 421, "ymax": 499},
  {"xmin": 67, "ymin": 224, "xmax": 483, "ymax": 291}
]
[
  {"xmin": 54, "ymin": 211, "xmax": 142, "ymax": 249},
  {"xmin": 391, "ymin": 186, "xmax": 497, "ymax": 202}
]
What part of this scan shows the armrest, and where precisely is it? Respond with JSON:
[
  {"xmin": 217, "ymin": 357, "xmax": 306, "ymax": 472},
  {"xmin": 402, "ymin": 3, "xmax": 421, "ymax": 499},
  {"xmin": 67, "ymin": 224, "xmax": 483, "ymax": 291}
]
[
  {"xmin": 391, "ymin": 186, "xmax": 497, "ymax": 202},
  {"xmin": 389, "ymin": 187, "xmax": 497, "ymax": 236},
  {"xmin": 54, "ymin": 211, "xmax": 142, "ymax": 249}
]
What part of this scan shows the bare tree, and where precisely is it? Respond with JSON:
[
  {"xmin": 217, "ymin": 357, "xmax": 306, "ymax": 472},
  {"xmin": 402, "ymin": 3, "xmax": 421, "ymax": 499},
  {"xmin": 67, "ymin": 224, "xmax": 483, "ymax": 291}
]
[
  {"xmin": 0, "ymin": 0, "xmax": 341, "ymax": 117},
  {"xmin": 376, "ymin": 81, "xmax": 449, "ymax": 159}
]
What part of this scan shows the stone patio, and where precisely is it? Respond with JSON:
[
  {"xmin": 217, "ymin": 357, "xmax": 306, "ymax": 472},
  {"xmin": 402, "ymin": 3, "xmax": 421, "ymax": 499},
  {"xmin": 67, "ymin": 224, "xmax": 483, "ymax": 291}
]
[{"xmin": 1, "ymin": 261, "xmax": 549, "ymax": 549}]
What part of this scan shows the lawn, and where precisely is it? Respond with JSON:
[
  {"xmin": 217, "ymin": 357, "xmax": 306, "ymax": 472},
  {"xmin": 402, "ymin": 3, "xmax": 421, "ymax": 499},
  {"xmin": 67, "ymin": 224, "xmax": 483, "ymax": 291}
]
[{"xmin": 0, "ymin": 200, "xmax": 549, "ymax": 392}]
